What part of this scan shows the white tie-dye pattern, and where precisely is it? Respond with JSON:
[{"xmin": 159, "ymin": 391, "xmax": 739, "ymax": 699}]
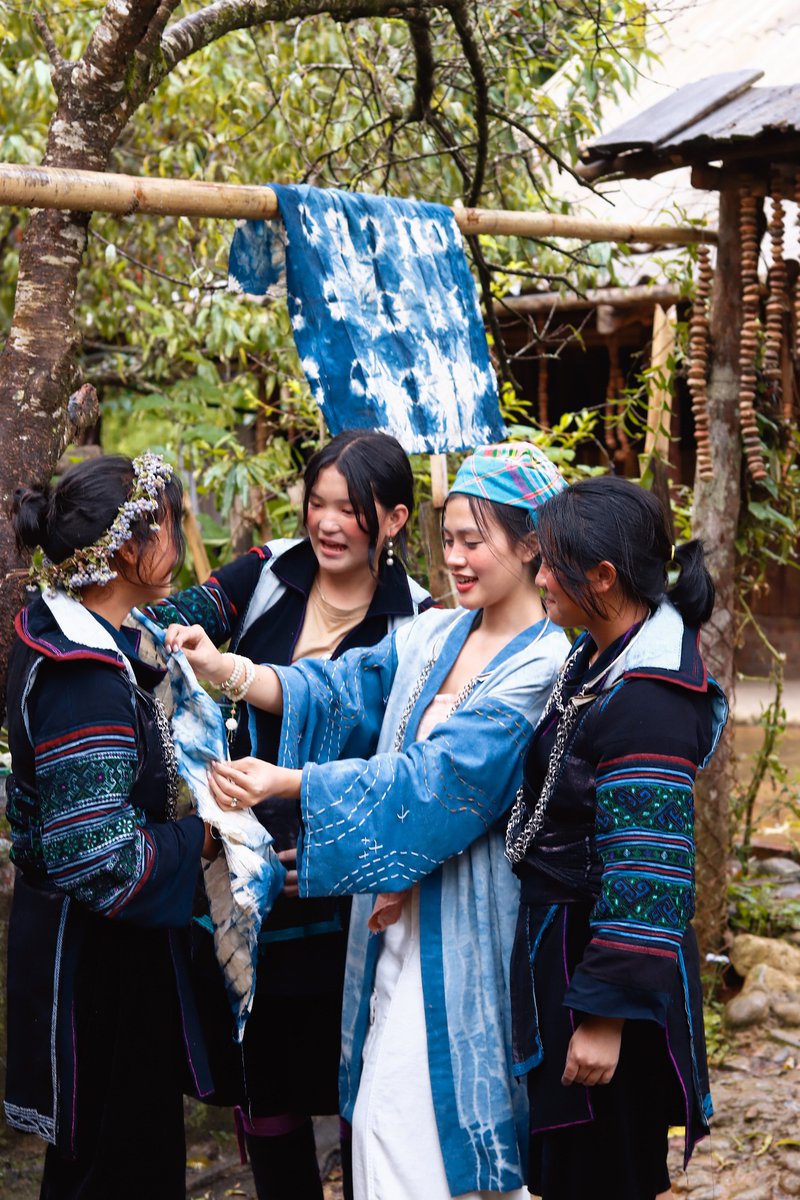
[
  {"xmin": 228, "ymin": 186, "xmax": 505, "ymax": 453},
  {"xmin": 131, "ymin": 610, "xmax": 285, "ymax": 1041}
]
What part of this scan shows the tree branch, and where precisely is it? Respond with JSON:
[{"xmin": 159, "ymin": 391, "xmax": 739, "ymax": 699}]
[
  {"xmin": 32, "ymin": 11, "xmax": 66, "ymax": 70},
  {"xmin": 158, "ymin": 0, "xmax": 419, "ymax": 83},
  {"xmin": 443, "ymin": 0, "xmax": 488, "ymax": 206},
  {"xmin": 406, "ymin": 12, "xmax": 435, "ymax": 121}
]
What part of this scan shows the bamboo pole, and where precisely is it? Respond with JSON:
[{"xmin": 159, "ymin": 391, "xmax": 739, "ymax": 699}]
[{"xmin": 0, "ymin": 163, "xmax": 717, "ymax": 246}]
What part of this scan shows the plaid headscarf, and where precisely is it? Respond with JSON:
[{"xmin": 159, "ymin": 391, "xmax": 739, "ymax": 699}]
[{"xmin": 449, "ymin": 442, "xmax": 567, "ymax": 523}]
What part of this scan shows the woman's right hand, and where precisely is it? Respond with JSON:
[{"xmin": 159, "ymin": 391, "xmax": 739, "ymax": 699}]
[{"xmin": 164, "ymin": 623, "xmax": 230, "ymax": 685}]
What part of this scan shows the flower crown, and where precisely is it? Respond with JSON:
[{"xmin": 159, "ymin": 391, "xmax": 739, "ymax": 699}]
[{"xmin": 31, "ymin": 452, "xmax": 174, "ymax": 599}]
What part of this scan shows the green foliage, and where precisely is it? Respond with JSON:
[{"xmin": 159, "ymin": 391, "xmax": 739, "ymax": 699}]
[
  {"xmin": 728, "ymin": 878, "xmax": 800, "ymax": 941},
  {"xmin": 0, "ymin": 1, "xmax": 651, "ymax": 559}
]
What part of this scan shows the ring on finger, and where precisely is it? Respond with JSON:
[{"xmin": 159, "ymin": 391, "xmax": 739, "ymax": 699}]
[{"xmin": 230, "ymin": 798, "xmax": 238, "ymax": 809}]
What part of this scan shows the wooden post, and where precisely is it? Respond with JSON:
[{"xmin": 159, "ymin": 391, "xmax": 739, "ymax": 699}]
[
  {"xmin": 421, "ymin": 454, "xmax": 457, "ymax": 607},
  {"xmin": 644, "ymin": 304, "xmax": 677, "ymax": 462},
  {"xmin": 692, "ymin": 188, "xmax": 743, "ymax": 956},
  {"xmin": 182, "ymin": 496, "xmax": 212, "ymax": 584}
]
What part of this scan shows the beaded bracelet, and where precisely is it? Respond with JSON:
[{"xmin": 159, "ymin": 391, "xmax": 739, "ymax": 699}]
[
  {"xmin": 227, "ymin": 656, "xmax": 256, "ymax": 702},
  {"xmin": 220, "ymin": 655, "xmax": 245, "ymax": 695}
]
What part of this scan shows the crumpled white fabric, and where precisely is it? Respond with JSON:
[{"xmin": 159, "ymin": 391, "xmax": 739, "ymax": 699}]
[{"xmin": 132, "ymin": 609, "xmax": 285, "ymax": 1041}]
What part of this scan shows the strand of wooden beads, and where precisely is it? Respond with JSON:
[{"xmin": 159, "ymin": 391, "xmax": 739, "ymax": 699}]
[
  {"xmin": 537, "ymin": 347, "xmax": 550, "ymax": 429},
  {"xmin": 739, "ymin": 187, "xmax": 767, "ymax": 482},
  {"xmin": 605, "ymin": 339, "xmax": 623, "ymax": 457},
  {"xmin": 687, "ymin": 244, "xmax": 713, "ymax": 479},
  {"xmin": 764, "ymin": 183, "xmax": 786, "ymax": 390}
]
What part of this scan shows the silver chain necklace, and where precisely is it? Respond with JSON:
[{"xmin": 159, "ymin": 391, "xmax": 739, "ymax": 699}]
[
  {"xmin": 150, "ymin": 694, "xmax": 180, "ymax": 822},
  {"xmin": 392, "ymin": 616, "xmax": 551, "ymax": 753},
  {"xmin": 392, "ymin": 657, "xmax": 481, "ymax": 751},
  {"xmin": 505, "ymin": 620, "xmax": 649, "ymax": 865}
]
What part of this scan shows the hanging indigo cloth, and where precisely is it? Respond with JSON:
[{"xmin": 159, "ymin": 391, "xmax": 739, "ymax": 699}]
[
  {"xmin": 132, "ymin": 610, "xmax": 285, "ymax": 1041},
  {"xmin": 228, "ymin": 186, "xmax": 505, "ymax": 453}
]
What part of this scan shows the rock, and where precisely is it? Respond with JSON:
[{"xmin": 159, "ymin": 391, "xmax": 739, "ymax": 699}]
[
  {"xmin": 769, "ymin": 1028, "xmax": 800, "ymax": 1050},
  {"xmin": 751, "ymin": 855, "xmax": 800, "ymax": 880},
  {"xmin": 780, "ymin": 1174, "xmax": 800, "ymax": 1197},
  {"xmin": 746, "ymin": 961, "xmax": 800, "ymax": 996},
  {"xmin": 729, "ymin": 1189, "xmax": 774, "ymax": 1200},
  {"xmin": 776, "ymin": 1149, "xmax": 800, "ymax": 1173},
  {"xmin": 730, "ymin": 933, "xmax": 800, "ymax": 979},
  {"xmin": 776, "ymin": 882, "xmax": 800, "ymax": 902},
  {"xmin": 773, "ymin": 998, "xmax": 800, "ymax": 1027},
  {"xmin": 725, "ymin": 989, "xmax": 770, "ymax": 1028},
  {"xmin": 743, "ymin": 1103, "xmax": 762, "ymax": 1121}
]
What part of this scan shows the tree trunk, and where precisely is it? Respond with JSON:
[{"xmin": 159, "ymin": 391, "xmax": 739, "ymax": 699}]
[
  {"xmin": 0, "ymin": 2, "xmax": 167, "ymax": 709},
  {"xmin": 692, "ymin": 187, "xmax": 743, "ymax": 956}
]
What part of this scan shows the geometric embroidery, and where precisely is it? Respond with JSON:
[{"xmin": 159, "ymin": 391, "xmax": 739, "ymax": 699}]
[{"xmin": 592, "ymin": 752, "xmax": 697, "ymax": 954}]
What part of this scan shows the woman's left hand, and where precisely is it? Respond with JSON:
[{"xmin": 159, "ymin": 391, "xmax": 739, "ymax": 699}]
[
  {"xmin": 209, "ymin": 758, "xmax": 302, "ymax": 811},
  {"xmin": 561, "ymin": 1015, "xmax": 624, "ymax": 1088}
]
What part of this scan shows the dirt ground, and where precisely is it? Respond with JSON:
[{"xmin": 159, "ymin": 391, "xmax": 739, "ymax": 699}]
[{"xmin": 1, "ymin": 722, "xmax": 798, "ymax": 1199}]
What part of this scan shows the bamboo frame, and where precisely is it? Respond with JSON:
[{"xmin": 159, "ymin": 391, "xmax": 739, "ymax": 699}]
[{"xmin": 0, "ymin": 163, "xmax": 717, "ymax": 246}]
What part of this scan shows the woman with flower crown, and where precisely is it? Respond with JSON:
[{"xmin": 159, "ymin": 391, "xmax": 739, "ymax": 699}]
[
  {"xmin": 166, "ymin": 442, "xmax": 570, "ymax": 1200},
  {"xmin": 4, "ymin": 454, "xmax": 217, "ymax": 1200}
]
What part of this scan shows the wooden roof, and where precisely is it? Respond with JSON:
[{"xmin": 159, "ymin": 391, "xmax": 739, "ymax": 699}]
[{"xmin": 579, "ymin": 70, "xmax": 800, "ymax": 181}]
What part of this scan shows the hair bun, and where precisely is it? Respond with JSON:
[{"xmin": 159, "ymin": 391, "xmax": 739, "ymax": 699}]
[{"xmin": 11, "ymin": 485, "xmax": 52, "ymax": 552}]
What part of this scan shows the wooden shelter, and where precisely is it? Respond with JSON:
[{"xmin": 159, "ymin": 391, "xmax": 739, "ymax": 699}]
[{"xmin": 536, "ymin": 69, "xmax": 800, "ymax": 952}]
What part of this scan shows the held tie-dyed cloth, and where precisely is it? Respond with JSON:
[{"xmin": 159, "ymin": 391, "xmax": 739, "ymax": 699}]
[
  {"xmin": 228, "ymin": 185, "xmax": 505, "ymax": 453},
  {"xmin": 132, "ymin": 610, "xmax": 285, "ymax": 1041}
]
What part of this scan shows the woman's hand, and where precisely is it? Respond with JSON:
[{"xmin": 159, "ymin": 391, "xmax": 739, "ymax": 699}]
[
  {"xmin": 164, "ymin": 623, "xmax": 231, "ymax": 685},
  {"xmin": 209, "ymin": 758, "xmax": 302, "ymax": 811},
  {"xmin": 561, "ymin": 1016, "xmax": 624, "ymax": 1088}
]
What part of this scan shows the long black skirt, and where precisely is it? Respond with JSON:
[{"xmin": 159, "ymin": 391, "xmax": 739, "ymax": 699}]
[
  {"xmin": 40, "ymin": 923, "xmax": 188, "ymax": 1200},
  {"xmin": 528, "ymin": 1016, "xmax": 684, "ymax": 1200}
]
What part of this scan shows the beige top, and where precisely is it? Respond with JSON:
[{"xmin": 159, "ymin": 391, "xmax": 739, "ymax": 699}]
[
  {"xmin": 291, "ymin": 577, "xmax": 371, "ymax": 663},
  {"xmin": 414, "ymin": 692, "xmax": 458, "ymax": 742}
]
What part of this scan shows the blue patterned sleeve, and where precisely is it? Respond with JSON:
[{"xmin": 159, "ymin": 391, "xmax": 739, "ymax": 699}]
[
  {"xmin": 564, "ymin": 681, "xmax": 712, "ymax": 1023},
  {"xmin": 28, "ymin": 662, "xmax": 204, "ymax": 926},
  {"xmin": 273, "ymin": 633, "xmax": 400, "ymax": 770},
  {"xmin": 143, "ymin": 545, "xmax": 270, "ymax": 644},
  {"xmin": 296, "ymin": 695, "xmax": 535, "ymax": 897}
]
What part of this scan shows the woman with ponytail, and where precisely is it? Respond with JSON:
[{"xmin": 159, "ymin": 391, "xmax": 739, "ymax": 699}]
[
  {"xmin": 505, "ymin": 475, "xmax": 728, "ymax": 1200},
  {"xmin": 4, "ymin": 455, "xmax": 216, "ymax": 1199}
]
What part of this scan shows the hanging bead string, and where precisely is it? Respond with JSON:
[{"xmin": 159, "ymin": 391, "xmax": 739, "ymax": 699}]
[
  {"xmin": 738, "ymin": 187, "xmax": 768, "ymax": 483},
  {"xmin": 687, "ymin": 244, "xmax": 714, "ymax": 480},
  {"xmin": 764, "ymin": 182, "xmax": 787, "ymax": 400},
  {"xmin": 604, "ymin": 339, "xmax": 623, "ymax": 456},
  {"xmin": 537, "ymin": 347, "xmax": 550, "ymax": 429}
]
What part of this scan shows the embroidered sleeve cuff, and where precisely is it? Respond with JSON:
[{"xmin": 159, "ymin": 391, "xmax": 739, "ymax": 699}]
[{"xmin": 564, "ymin": 970, "xmax": 671, "ymax": 1024}]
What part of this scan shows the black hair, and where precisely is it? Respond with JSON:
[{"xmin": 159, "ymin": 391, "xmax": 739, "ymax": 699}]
[
  {"xmin": 443, "ymin": 493, "xmax": 540, "ymax": 578},
  {"xmin": 12, "ymin": 454, "xmax": 185, "ymax": 582},
  {"xmin": 302, "ymin": 430, "xmax": 414, "ymax": 571},
  {"xmin": 535, "ymin": 475, "xmax": 715, "ymax": 627}
]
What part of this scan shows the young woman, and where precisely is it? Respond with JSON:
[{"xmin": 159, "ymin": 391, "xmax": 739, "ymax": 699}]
[
  {"xmin": 504, "ymin": 476, "xmax": 728, "ymax": 1200},
  {"xmin": 167, "ymin": 442, "xmax": 571, "ymax": 1200},
  {"xmin": 146, "ymin": 429, "xmax": 430, "ymax": 1200},
  {"xmin": 4, "ymin": 454, "xmax": 216, "ymax": 1200}
]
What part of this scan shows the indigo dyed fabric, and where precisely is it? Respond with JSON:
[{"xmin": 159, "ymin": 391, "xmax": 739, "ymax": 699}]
[
  {"xmin": 133, "ymin": 610, "xmax": 285, "ymax": 1040},
  {"xmin": 271, "ymin": 608, "xmax": 569, "ymax": 1194},
  {"xmin": 228, "ymin": 186, "xmax": 505, "ymax": 453}
]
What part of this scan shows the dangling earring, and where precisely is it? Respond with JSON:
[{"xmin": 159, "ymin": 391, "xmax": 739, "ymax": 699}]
[{"xmin": 385, "ymin": 536, "xmax": 395, "ymax": 567}]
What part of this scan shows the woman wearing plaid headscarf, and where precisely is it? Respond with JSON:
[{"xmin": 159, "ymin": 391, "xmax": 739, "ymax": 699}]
[{"xmin": 169, "ymin": 443, "xmax": 569, "ymax": 1200}]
